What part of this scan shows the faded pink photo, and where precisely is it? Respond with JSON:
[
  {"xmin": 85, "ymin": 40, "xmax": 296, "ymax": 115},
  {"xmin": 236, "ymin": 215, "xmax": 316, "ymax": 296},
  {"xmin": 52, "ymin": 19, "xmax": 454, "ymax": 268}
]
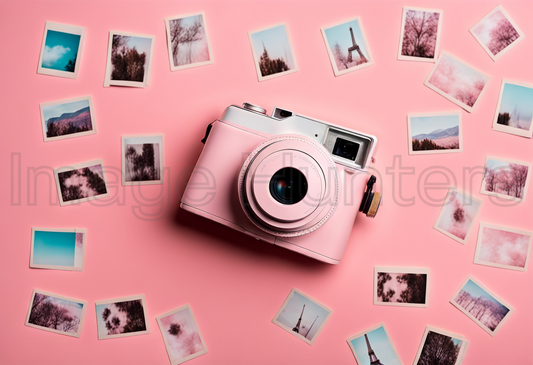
[
  {"xmin": 475, "ymin": 223, "xmax": 532, "ymax": 271},
  {"xmin": 434, "ymin": 189, "xmax": 482, "ymax": 244},
  {"xmin": 470, "ymin": 6, "xmax": 523, "ymax": 61},
  {"xmin": 481, "ymin": 157, "xmax": 531, "ymax": 202},
  {"xmin": 424, "ymin": 52, "xmax": 489, "ymax": 112}
]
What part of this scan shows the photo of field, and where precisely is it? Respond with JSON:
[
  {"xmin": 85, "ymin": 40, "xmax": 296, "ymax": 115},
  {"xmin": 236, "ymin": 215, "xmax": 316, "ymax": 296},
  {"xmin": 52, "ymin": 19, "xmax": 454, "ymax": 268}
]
[
  {"xmin": 41, "ymin": 98, "xmax": 93, "ymax": 140},
  {"xmin": 409, "ymin": 113, "xmax": 461, "ymax": 153}
]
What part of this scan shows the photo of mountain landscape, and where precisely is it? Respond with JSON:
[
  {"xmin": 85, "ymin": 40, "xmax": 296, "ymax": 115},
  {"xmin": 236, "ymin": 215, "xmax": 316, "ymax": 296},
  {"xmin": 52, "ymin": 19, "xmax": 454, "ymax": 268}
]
[
  {"xmin": 408, "ymin": 112, "xmax": 462, "ymax": 154},
  {"xmin": 40, "ymin": 97, "xmax": 95, "ymax": 141}
]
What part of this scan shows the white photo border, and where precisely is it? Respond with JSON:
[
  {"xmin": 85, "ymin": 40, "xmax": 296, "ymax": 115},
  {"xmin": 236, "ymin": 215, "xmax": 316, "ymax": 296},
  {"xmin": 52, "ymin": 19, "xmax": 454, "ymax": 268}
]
[
  {"xmin": 474, "ymin": 222, "xmax": 533, "ymax": 272},
  {"xmin": 480, "ymin": 155, "xmax": 532, "ymax": 203},
  {"xmin": 413, "ymin": 326, "xmax": 469, "ymax": 365},
  {"xmin": 121, "ymin": 134, "xmax": 164, "ymax": 186},
  {"xmin": 164, "ymin": 12, "xmax": 214, "ymax": 71},
  {"xmin": 37, "ymin": 21, "xmax": 86, "ymax": 79},
  {"xmin": 156, "ymin": 304, "xmax": 208, "ymax": 365},
  {"xmin": 54, "ymin": 158, "xmax": 110, "ymax": 206},
  {"xmin": 272, "ymin": 287, "xmax": 332, "ymax": 346},
  {"xmin": 95, "ymin": 294, "xmax": 150, "ymax": 340},
  {"xmin": 373, "ymin": 266, "xmax": 430, "ymax": 307},
  {"xmin": 346, "ymin": 323, "xmax": 403, "ymax": 365},
  {"xmin": 407, "ymin": 111, "xmax": 463, "ymax": 155},
  {"xmin": 25, "ymin": 289, "xmax": 87, "ymax": 338},
  {"xmin": 30, "ymin": 227, "xmax": 86, "ymax": 271},
  {"xmin": 470, "ymin": 5, "xmax": 524, "ymax": 62},
  {"xmin": 397, "ymin": 7, "xmax": 443, "ymax": 62},
  {"xmin": 492, "ymin": 79, "xmax": 533, "ymax": 138}
]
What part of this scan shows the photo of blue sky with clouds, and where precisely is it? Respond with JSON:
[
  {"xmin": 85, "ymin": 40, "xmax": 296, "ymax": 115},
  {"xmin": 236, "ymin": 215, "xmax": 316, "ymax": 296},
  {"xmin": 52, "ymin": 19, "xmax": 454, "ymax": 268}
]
[
  {"xmin": 32, "ymin": 230, "xmax": 83, "ymax": 268},
  {"xmin": 42, "ymin": 30, "xmax": 80, "ymax": 71}
]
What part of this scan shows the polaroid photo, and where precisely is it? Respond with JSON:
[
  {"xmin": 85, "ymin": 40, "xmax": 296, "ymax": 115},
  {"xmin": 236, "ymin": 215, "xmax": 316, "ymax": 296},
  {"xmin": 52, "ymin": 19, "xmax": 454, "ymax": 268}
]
[
  {"xmin": 480, "ymin": 156, "xmax": 531, "ymax": 203},
  {"xmin": 121, "ymin": 135, "xmax": 164, "ymax": 185},
  {"xmin": 374, "ymin": 266, "xmax": 429, "ymax": 307},
  {"xmin": 413, "ymin": 326, "xmax": 469, "ymax": 365},
  {"xmin": 165, "ymin": 12, "xmax": 213, "ymax": 71},
  {"xmin": 470, "ymin": 5, "xmax": 524, "ymax": 61},
  {"xmin": 40, "ymin": 96, "xmax": 96, "ymax": 142},
  {"xmin": 104, "ymin": 31, "xmax": 155, "ymax": 87},
  {"xmin": 434, "ymin": 188, "xmax": 482, "ymax": 244},
  {"xmin": 272, "ymin": 288, "xmax": 332, "ymax": 345},
  {"xmin": 450, "ymin": 276, "xmax": 513, "ymax": 336},
  {"xmin": 54, "ymin": 159, "xmax": 110, "ymax": 206},
  {"xmin": 424, "ymin": 52, "xmax": 490, "ymax": 113},
  {"xmin": 156, "ymin": 304, "xmax": 208, "ymax": 365},
  {"xmin": 37, "ymin": 21, "xmax": 85, "ymax": 79},
  {"xmin": 30, "ymin": 228, "xmax": 86, "ymax": 271},
  {"xmin": 95, "ymin": 294, "xmax": 150, "ymax": 340},
  {"xmin": 248, "ymin": 23, "xmax": 298, "ymax": 81},
  {"xmin": 25, "ymin": 289, "xmax": 87, "ymax": 338},
  {"xmin": 408, "ymin": 112, "xmax": 462, "ymax": 155},
  {"xmin": 398, "ymin": 7, "xmax": 443, "ymax": 62},
  {"xmin": 347, "ymin": 323, "xmax": 403, "ymax": 365},
  {"xmin": 321, "ymin": 17, "xmax": 373, "ymax": 76},
  {"xmin": 474, "ymin": 223, "xmax": 532, "ymax": 272},
  {"xmin": 492, "ymin": 80, "xmax": 533, "ymax": 138}
]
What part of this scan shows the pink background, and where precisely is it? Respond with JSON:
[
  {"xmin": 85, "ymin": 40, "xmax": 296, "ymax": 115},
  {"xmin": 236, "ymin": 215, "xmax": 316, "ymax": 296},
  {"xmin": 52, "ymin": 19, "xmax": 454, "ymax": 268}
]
[{"xmin": 1, "ymin": 0, "xmax": 532, "ymax": 363}]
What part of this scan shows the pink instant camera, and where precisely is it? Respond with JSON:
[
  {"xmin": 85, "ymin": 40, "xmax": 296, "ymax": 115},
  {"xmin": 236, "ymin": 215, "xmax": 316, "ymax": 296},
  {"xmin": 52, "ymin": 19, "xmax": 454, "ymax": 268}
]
[{"xmin": 181, "ymin": 103, "xmax": 380, "ymax": 264}]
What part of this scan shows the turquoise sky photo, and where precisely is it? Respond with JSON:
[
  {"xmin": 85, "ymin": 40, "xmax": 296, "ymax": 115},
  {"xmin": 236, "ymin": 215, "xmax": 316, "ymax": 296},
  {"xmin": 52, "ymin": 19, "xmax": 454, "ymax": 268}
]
[
  {"xmin": 411, "ymin": 114, "xmax": 460, "ymax": 135},
  {"xmin": 350, "ymin": 326, "xmax": 401, "ymax": 365},
  {"xmin": 460, "ymin": 279, "xmax": 504, "ymax": 308},
  {"xmin": 33, "ymin": 230, "xmax": 82, "ymax": 267},
  {"xmin": 324, "ymin": 19, "xmax": 370, "ymax": 61},
  {"xmin": 499, "ymin": 82, "xmax": 533, "ymax": 129},
  {"xmin": 42, "ymin": 30, "xmax": 80, "ymax": 71}
]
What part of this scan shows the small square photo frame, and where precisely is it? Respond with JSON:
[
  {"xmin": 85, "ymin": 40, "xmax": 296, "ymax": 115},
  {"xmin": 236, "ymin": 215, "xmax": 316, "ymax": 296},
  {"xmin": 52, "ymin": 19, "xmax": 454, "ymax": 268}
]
[
  {"xmin": 30, "ymin": 228, "xmax": 86, "ymax": 271},
  {"xmin": 413, "ymin": 326, "xmax": 469, "ymax": 365},
  {"xmin": 408, "ymin": 112, "xmax": 462, "ymax": 154},
  {"xmin": 104, "ymin": 31, "xmax": 155, "ymax": 87},
  {"xmin": 95, "ymin": 294, "xmax": 150, "ymax": 340},
  {"xmin": 54, "ymin": 159, "xmax": 110, "ymax": 206},
  {"xmin": 122, "ymin": 135, "xmax": 164, "ymax": 185},
  {"xmin": 434, "ymin": 188, "xmax": 482, "ymax": 244},
  {"xmin": 156, "ymin": 304, "xmax": 208, "ymax": 365},
  {"xmin": 424, "ymin": 52, "xmax": 490, "ymax": 113},
  {"xmin": 450, "ymin": 276, "xmax": 513, "ymax": 336},
  {"xmin": 398, "ymin": 7, "xmax": 443, "ymax": 62},
  {"xmin": 38, "ymin": 21, "xmax": 85, "ymax": 79},
  {"xmin": 347, "ymin": 323, "xmax": 403, "ymax": 365},
  {"xmin": 470, "ymin": 5, "xmax": 524, "ymax": 61},
  {"xmin": 272, "ymin": 288, "xmax": 332, "ymax": 345},
  {"xmin": 492, "ymin": 80, "xmax": 533, "ymax": 138},
  {"xmin": 40, "ymin": 96, "xmax": 96, "ymax": 142},
  {"xmin": 165, "ymin": 12, "xmax": 213, "ymax": 71},
  {"xmin": 474, "ymin": 222, "xmax": 532, "ymax": 272},
  {"xmin": 374, "ymin": 266, "xmax": 430, "ymax": 307},
  {"xmin": 248, "ymin": 23, "xmax": 298, "ymax": 81},
  {"xmin": 480, "ymin": 156, "xmax": 531, "ymax": 203},
  {"xmin": 321, "ymin": 17, "xmax": 373, "ymax": 76},
  {"xmin": 25, "ymin": 289, "xmax": 87, "ymax": 338}
]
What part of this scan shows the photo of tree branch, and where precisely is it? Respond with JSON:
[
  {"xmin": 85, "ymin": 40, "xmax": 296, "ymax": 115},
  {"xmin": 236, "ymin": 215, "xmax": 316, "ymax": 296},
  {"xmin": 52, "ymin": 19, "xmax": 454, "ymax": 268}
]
[
  {"xmin": 96, "ymin": 299, "xmax": 147, "ymax": 338},
  {"xmin": 416, "ymin": 331, "xmax": 462, "ymax": 365},
  {"xmin": 482, "ymin": 159, "xmax": 530, "ymax": 200},
  {"xmin": 471, "ymin": 8, "xmax": 521, "ymax": 57},
  {"xmin": 111, "ymin": 35, "xmax": 151, "ymax": 82},
  {"xmin": 168, "ymin": 14, "xmax": 211, "ymax": 68},
  {"xmin": 377, "ymin": 272, "xmax": 427, "ymax": 304},
  {"xmin": 57, "ymin": 164, "xmax": 107, "ymax": 202},
  {"xmin": 401, "ymin": 9, "xmax": 440, "ymax": 59},
  {"xmin": 27, "ymin": 292, "xmax": 84, "ymax": 335},
  {"xmin": 125, "ymin": 143, "xmax": 160, "ymax": 181}
]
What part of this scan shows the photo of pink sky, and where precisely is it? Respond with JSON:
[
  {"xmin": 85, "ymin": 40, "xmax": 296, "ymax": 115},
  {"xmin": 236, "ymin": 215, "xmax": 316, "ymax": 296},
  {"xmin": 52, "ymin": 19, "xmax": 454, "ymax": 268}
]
[
  {"xmin": 27, "ymin": 292, "xmax": 84, "ymax": 334},
  {"xmin": 159, "ymin": 307, "xmax": 206, "ymax": 362},
  {"xmin": 379, "ymin": 273, "xmax": 407, "ymax": 302},
  {"xmin": 427, "ymin": 54, "xmax": 488, "ymax": 108},
  {"xmin": 436, "ymin": 190, "xmax": 481, "ymax": 241},
  {"xmin": 478, "ymin": 226, "xmax": 531, "ymax": 269},
  {"xmin": 471, "ymin": 9, "xmax": 520, "ymax": 56}
]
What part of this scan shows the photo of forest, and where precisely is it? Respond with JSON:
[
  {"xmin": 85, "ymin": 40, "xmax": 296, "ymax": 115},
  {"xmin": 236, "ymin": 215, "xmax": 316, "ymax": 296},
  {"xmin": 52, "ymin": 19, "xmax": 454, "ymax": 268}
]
[
  {"xmin": 57, "ymin": 163, "xmax": 107, "ymax": 203},
  {"xmin": 476, "ymin": 225, "xmax": 531, "ymax": 270},
  {"xmin": 471, "ymin": 8, "xmax": 521, "ymax": 56},
  {"xmin": 452, "ymin": 279, "xmax": 511, "ymax": 333},
  {"xmin": 111, "ymin": 35, "xmax": 152, "ymax": 82},
  {"xmin": 416, "ymin": 330, "xmax": 463, "ymax": 365},
  {"xmin": 410, "ymin": 114, "xmax": 460, "ymax": 153},
  {"xmin": 250, "ymin": 24, "xmax": 297, "ymax": 78},
  {"xmin": 401, "ymin": 9, "xmax": 440, "ymax": 59},
  {"xmin": 495, "ymin": 82, "xmax": 533, "ymax": 133},
  {"xmin": 42, "ymin": 98, "xmax": 93, "ymax": 139},
  {"xmin": 435, "ymin": 189, "xmax": 481, "ymax": 242},
  {"xmin": 96, "ymin": 298, "xmax": 148, "ymax": 338},
  {"xmin": 27, "ymin": 292, "xmax": 84, "ymax": 335},
  {"xmin": 481, "ymin": 158, "xmax": 530, "ymax": 200},
  {"xmin": 376, "ymin": 271, "xmax": 427, "ymax": 304},
  {"xmin": 167, "ymin": 14, "xmax": 211, "ymax": 68},
  {"xmin": 426, "ymin": 54, "xmax": 489, "ymax": 108}
]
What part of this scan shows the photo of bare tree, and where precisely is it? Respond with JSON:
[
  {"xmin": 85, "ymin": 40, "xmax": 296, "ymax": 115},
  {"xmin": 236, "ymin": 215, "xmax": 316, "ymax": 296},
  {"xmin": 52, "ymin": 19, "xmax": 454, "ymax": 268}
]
[
  {"xmin": 165, "ymin": 13, "xmax": 213, "ymax": 71},
  {"xmin": 481, "ymin": 157, "xmax": 531, "ymax": 203},
  {"xmin": 54, "ymin": 159, "xmax": 109, "ymax": 206},
  {"xmin": 122, "ymin": 135, "xmax": 163, "ymax": 185},
  {"xmin": 398, "ymin": 7, "xmax": 442, "ymax": 62},
  {"xmin": 95, "ymin": 295, "xmax": 150, "ymax": 339},
  {"xmin": 374, "ymin": 267, "xmax": 429, "ymax": 307},
  {"xmin": 413, "ymin": 326, "xmax": 468, "ymax": 365},
  {"xmin": 450, "ymin": 276, "xmax": 513, "ymax": 336},
  {"xmin": 470, "ymin": 5, "xmax": 523, "ymax": 61},
  {"xmin": 25, "ymin": 289, "xmax": 87, "ymax": 338}
]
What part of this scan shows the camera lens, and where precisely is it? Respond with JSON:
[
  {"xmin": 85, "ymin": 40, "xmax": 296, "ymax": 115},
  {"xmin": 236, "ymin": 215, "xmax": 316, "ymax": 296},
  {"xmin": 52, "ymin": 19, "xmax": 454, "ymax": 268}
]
[
  {"xmin": 333, "ymin": 137, "xmax": 359, "ymax": 161},
  {"xmin": 269, "ymin": 167, "xmax": 308, "ymax": 205}
]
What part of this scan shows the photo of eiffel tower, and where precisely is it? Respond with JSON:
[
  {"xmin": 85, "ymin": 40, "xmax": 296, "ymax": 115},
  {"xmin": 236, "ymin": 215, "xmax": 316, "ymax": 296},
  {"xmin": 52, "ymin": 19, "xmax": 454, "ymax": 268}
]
[
  {"xmin": 348, "ymin": 325, "xmax": 402, "ymax": 365},
  {"xmin": 365, "ymin": 333, "xmax": 384, "ymax": 365}
]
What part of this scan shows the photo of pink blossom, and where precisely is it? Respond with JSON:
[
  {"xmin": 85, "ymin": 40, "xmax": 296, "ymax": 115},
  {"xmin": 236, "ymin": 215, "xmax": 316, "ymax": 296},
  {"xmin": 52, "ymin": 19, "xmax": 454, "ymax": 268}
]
[
  {"xmin": 475, "ymin": 223, "xmax": 532, "ymax": 271},
  {"xmin": 424, "ymin": 52, "xmax": 489, "ymax": 112},
  {"xmin": 470, "ymin": 6, "xmax": 523, "ymax": 61},
  {"xmin": 481, "ymin": 157, "xmax": 531, "ymax": 202},
  {"xmin": 398, "ymin": 7, "xmax": 442, "ymax": 62},
  {"xmin": 157, "ymin": 304, "xmax": 207, "ymax": 365},
  {"xmin": 434, "ymin": 188, "xmax": 482, "ymax": 244}
]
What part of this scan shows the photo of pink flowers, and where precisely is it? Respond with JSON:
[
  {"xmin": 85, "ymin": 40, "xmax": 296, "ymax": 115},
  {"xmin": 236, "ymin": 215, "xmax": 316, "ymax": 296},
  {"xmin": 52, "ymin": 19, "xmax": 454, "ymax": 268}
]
[
  {"xmin": 480, "ymin": 156, "xmax": 531, "ymax": 203},
  {"xmin": 398, "ymin": 7, "xmax": 442, "ymax": 62}
]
